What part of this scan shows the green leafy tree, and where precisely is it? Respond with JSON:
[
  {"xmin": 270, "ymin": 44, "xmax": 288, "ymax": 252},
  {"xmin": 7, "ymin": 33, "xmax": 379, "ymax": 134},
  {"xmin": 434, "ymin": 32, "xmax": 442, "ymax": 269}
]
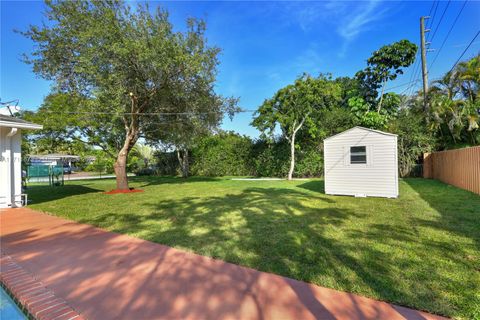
[
  {"xmin": 190, "ymin": 131, "xmax": 253, "ymax": 176},
  {"xmin": 388, "ymin": 109, "xmax": 436, "ymax": 177},
  {"xmin": 22, "ymin": 1, "xmax": 233, "ymax": 190},
  {"xmin": 22, "ymin": 94, "xmax": 78, "ymax": 154},
  {"xmin": 252, "ymin": 74, "xmax": 341, "ymax": 180},
  {"xmin": 347, "ymin": 96, "xmax": 386, "ymax": 129},
  {"xmin": 356, "ymin": 40, "xmax": 417, "ymax": 112},
  {"xmin": 144, "ymin": 95, "xmax": 238, "ymax": 177}
]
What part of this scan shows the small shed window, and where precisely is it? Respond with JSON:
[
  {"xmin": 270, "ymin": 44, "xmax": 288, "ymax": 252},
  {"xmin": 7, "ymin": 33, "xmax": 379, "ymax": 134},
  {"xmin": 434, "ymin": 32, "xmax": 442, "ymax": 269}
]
[{"xmin": 350, "ymin": 146, "xmax": 367, "ymax": 164}]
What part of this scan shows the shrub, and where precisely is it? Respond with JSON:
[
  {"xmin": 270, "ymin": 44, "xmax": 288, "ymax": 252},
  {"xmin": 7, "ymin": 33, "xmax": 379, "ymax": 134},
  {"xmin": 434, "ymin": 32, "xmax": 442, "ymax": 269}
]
[
  {"xmin": 191, "ymin": 132, "xmax": 253, "ymax": 176},
  {"xmin": 251, "ymin": 140, "xmax": 290, "ymax": 177},
  {"xmin": 154, "ymin": 151, "xmax": 179, "ymax": 176},
  {"xmin": 134, "ymin": 168, "xmax": 156, "ymax": 176},
  {"xmin": 388, "ymin": 109, "xmax": 436, "ymax": 177}
]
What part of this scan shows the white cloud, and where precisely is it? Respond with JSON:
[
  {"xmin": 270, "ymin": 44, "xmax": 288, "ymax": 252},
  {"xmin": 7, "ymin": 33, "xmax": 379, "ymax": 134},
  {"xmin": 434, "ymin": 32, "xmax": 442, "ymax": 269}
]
[
  {"xmin": 293, "ymin": 45, "xmax": 324, "ymax": 73},
  {"xmin": 279, "ymin": 1, "xmax": 388, "ymax": 54},
  {"xmin": 338, "ymin": 1, "xmax": 386, "ymax": 42}
]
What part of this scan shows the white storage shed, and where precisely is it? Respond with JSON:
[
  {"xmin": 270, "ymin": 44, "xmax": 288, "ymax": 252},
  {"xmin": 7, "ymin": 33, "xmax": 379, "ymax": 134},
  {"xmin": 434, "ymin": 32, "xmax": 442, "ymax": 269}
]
[
  {"xmin": 324, "ymin": 126, "xmax": 398, "ymax": 198},
  {"xmin": 0, "ymin": 115, "xmax": 42, "ymax": 208}
]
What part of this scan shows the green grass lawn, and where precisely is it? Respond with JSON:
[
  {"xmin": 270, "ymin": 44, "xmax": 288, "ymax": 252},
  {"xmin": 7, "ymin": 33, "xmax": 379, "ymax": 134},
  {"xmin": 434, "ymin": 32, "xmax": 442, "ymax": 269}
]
[{"xmin": 26, "ymin": 177, "xmax": 479, "ymax": 319}]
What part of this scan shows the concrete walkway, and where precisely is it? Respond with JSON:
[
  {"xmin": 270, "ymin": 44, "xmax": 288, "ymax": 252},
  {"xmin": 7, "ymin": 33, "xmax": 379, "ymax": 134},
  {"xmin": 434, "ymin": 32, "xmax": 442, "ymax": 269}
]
[{"xmin": 0, "ymin": 208, "xmax": 447, "ymax": 320}]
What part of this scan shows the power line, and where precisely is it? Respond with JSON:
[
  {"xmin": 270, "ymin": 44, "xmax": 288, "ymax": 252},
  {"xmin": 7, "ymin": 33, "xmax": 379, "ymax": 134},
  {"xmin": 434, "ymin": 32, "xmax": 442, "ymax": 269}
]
[
  {"xmin": 400, "ymin": 80, "xmax": 420, "ymax": 95},
  {"xmin": 408, "ymin": 60, "xmax": 424, "ymax": 96},
  {"xmin": 25, "ymin": 109, "xmax": 258, "ymax": 116},
  {"xmin": 428, "ymin": 0, "xmax": 451, "ymax": 44},
  {"xmin": 384, "ymin": 80, "xmax": 420, "ymax": 91},
  {"xmin": 407, "ymin": 53, "xmax": 420, "ymax": 87},
  {"xmin": 429, "ymin": 0, "xmax": 468, "ymax": 72},
  {"xmin": 426, "ymin": 1, "xmax": 440, "ymax": 41},
  {"xmin": 426, "ymin": 0, "xmax": 437, "ymax": 21},
  {"xmin": 449, "ymin": 30, "xmax": 480, "ymax": 73}
]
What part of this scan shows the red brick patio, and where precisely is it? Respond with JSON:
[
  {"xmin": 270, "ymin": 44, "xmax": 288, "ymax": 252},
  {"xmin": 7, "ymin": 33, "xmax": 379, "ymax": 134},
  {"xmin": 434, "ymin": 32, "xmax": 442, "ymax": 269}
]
[{"xmin": 0, "ymin": 208, "xmax": 448, "ymax": 320}]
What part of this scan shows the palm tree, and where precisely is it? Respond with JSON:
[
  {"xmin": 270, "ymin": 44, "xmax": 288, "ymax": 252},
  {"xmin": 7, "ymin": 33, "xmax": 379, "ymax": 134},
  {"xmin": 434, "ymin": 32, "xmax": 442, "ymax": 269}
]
[
  {"xmin": 135, "ymin": 144, "xmax": 154, "ymax": 169},
  {"xmin": 431, "ymin": 70, "xmax": 461, "ymax": 100},
  {"xmin": 456, "ymin": 54, "xmax": 479, "ymax": 102}
]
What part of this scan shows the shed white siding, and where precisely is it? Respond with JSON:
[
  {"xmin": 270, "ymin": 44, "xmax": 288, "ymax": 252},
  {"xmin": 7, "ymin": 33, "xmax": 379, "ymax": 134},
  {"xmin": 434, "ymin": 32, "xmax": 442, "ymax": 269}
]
[{"xmin": 324, "ymin": 127, "xmax": 398, "ymax": 198}]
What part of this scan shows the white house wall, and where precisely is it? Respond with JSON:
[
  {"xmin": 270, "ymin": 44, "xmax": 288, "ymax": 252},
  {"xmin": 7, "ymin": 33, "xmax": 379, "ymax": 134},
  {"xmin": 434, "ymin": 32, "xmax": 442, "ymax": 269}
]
[
  {"xmin": 324, "ymin": 127, "xmax": 398, "ymax": 198},
  {"xmin": 0, "ymin": 127, "xmax": 23, "ymax": 208},
  {"xmin": 0, "ymin": 127, "xmax": 9, "ymax": 207}
]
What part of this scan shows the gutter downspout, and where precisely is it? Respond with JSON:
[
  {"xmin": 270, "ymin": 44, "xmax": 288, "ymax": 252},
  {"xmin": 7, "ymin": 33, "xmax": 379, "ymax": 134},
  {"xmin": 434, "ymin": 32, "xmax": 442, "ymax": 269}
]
[{"xmin": 6, "ymin": 128, "xmax": 18, "ymax": 207}]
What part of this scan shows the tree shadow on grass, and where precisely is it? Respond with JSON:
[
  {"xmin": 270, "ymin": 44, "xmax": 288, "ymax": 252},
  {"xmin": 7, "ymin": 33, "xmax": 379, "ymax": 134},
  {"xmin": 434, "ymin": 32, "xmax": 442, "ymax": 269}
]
[
  {"xmin": 131, "ymin": 176, "xmax": 222, "ymax": 188},
  {"xmin": 296, "ymin": 180, "xmax": 325, "ymax": 194},
  {"xmin": 26, "ymin": 185, "xmax": 102, "ymax": 205},
  {"xmin": 78, "ymin": 186, "xmax": 459, "ymax": 317},
  {"xmin": 16, "ymin": 180, "xmax": 474, "ymax": 318},
  {"xmin": 405, "ymin": 178, "xmax": 480, "ymax": 249}
]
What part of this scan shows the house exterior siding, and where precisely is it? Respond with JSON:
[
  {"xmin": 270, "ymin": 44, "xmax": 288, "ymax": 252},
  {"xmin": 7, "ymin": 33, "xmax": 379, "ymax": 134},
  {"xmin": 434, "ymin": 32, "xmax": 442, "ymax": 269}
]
[
  {"xmin": 0, "ymin": 127, "xmax": 23, "ymax": 208},
  {"xmin": 324, "ymin": 127, "xmax": 398, "ymax": 198},
  {"xmin": 0, "ymin": 115, "xmax": 42, "ymax": 208}
]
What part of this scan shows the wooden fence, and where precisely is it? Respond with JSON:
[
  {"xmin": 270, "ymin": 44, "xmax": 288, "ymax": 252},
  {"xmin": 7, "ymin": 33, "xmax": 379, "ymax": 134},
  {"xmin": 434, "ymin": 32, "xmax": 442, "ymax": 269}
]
[{"xmin": 423, "ymin": 146, "xmax": 480, "ymax": 195}]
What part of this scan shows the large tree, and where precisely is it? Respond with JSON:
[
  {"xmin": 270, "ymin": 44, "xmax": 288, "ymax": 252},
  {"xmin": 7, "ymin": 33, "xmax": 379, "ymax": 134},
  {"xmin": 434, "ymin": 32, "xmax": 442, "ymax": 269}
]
[
  {"xmin": 356, "ymin": 40, "xmax": 417, "ymax": 112},
  {"xmin": 143, "ymin": 89, "xmax": 238, "ymax": 178},
  {"xmin": 252, "ymin": 74, "xmax": 341, "ymax": 180},
  {"xmin": 22, "ymin": 0, "xmax": 234, "ymax": 189}
]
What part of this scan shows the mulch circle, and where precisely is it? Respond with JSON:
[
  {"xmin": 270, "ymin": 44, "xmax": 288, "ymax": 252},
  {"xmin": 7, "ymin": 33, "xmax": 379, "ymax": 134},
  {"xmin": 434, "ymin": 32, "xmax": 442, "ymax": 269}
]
[{"xmin": 104, "ymin": 188, "xmax": 144, "ymax": 194}]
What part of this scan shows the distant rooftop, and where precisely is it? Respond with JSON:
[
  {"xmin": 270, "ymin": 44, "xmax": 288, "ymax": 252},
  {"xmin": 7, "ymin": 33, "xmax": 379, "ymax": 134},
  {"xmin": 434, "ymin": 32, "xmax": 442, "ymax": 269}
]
[
  {"xmin": 29, "ymin": 154, "xmax": 81, "ymax": 160},
  {"xmin": 0, "ymin": 114, "xmax": 43, "ymax": 130}
]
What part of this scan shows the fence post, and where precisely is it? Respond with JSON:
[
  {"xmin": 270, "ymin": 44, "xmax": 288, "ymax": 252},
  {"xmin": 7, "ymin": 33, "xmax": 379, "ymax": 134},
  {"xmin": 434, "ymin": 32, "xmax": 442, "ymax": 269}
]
[{"xmin": 423, "ymin": 152, "xmax": 432, "ymax": 179}]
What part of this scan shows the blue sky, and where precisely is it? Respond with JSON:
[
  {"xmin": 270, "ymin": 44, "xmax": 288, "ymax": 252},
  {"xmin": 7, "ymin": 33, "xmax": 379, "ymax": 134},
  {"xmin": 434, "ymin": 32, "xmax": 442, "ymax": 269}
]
[{"xmin": 1, "ymin": 1, "xmax": 479, "ymax": 137}]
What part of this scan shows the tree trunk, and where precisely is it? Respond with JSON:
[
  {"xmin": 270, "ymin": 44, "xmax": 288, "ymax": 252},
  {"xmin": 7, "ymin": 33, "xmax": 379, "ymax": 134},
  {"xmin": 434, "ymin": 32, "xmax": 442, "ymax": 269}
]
[
  {"xmin": 113, "ymin": 94, "xmax": 140, "ymax": 190},
  {"xmin": 114, "ymin": 146, "xmax": 130, "ymax": 190},
  {"xmin": 177, "ymin": 148, "xmax": 189, "ymax": 178},
  {"xmin": 377, "ymin": 78, "xmax": 387, "ymax": 113},
  {"xmin": 287, "ymin": 132, "xmax": 296, "ymax": 181},
  {"xmin": 114, "ymin": 131, "xmax": 137, "ymax": 190},
  {"xmin": 286, "ymin": 116, "xmax": 307, "ymax": 181},
  {"xmin": 183, "ymin": 149, "xmax": 189, "ymax": 177}
]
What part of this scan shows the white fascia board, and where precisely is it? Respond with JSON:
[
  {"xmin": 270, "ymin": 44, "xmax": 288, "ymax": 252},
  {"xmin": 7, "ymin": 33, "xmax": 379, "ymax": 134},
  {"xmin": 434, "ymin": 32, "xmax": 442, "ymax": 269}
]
[{"xmin": 0, "ymin": 120, "xmax": 43, "ymax": 130}]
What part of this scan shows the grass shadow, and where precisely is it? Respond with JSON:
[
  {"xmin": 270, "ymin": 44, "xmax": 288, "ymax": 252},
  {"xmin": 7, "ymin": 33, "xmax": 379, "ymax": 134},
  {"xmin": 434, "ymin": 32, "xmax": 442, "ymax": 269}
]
[
  {"xmin": 405, "ymin": 178, "xmax": 480, "ymax": 249},
  {"xmin": 78, "ymin": 186, "xmax": 452, "ymax": 317},
  {"xmin": 296, "ymin": 180, "xmax": 325, "ymax": 194},
  {"xmin": 132, "ymin": 176, "xmax": 222, "ymax": 188},
  {"xmin": 26, "ymin": 185, "xmax": 102, "ymax": 205}
]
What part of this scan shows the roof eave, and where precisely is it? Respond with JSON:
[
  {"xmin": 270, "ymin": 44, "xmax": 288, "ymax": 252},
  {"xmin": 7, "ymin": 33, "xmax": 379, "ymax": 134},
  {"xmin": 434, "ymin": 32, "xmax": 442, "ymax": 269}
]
[
  {"xmin": 324, "ymin": 126, "xmax": 397, "ymax": 141},
  {"xmin": 0, "ymin": 121, "xmax": 43, "ymax": 130}
]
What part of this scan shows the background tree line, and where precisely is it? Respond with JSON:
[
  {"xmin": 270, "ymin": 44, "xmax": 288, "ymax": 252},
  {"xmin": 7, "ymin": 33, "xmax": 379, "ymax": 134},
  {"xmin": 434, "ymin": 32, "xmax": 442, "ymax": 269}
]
[
  {"xmin": 21, "ymin": 1, "xmax": 479, "ymax": 181},
  {"xmin": 146, "ymin": 52, "xmax": 478, "ymax": 179}
]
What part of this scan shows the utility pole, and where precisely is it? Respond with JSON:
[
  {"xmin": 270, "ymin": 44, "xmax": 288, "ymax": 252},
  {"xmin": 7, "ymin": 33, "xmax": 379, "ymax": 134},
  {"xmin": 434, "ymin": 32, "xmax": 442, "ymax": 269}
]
[{"xmin": 420, "ymin": 16, "xmax": 429, "ymax": 113}]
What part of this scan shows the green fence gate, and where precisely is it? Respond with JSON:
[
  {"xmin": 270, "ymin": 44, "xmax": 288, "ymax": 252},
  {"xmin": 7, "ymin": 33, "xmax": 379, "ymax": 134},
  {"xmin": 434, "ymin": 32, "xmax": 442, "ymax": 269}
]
[{"xmin": 27, "ymin": 165, "xmax": 64, "ymax": 186}]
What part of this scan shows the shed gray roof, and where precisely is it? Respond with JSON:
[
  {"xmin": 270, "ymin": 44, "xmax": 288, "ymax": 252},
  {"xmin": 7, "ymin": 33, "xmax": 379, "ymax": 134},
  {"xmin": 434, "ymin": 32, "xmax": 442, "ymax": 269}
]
[
  {"xmin": 0, "ymin": 114, "xmax": 43, "ymax": 130},
  {"xmin": 324, "ymin": 126, "xmax": 397, "ymax": 141}
]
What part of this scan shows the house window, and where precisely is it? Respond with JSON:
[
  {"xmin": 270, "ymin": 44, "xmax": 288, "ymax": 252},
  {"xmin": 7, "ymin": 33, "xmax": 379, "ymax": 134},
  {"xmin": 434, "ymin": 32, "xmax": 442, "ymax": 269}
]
[{"xmin": 350, "ymin": 146, "xmax": 367, "ymax": 164}]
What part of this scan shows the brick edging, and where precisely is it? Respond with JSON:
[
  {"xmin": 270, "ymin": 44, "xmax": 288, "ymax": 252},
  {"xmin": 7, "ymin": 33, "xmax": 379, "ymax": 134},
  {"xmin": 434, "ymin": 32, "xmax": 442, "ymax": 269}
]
[{"xmin": 0, "ymin": 254, "xmax": 85, "ymax": 320}]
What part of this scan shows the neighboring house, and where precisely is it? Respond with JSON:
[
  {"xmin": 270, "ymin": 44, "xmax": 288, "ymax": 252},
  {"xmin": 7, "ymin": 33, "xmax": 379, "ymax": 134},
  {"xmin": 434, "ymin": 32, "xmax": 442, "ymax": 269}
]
[
  {"xmin": 29, "ymin": 154, "xmax": 81, "ymax": 167},
  {"xmin": 324, "ymin": 126, "xmax": 398, "ymax": 198},
  {"xmin": 0, "ymin": 115, "xmax": 42, "ymax": 208}
]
